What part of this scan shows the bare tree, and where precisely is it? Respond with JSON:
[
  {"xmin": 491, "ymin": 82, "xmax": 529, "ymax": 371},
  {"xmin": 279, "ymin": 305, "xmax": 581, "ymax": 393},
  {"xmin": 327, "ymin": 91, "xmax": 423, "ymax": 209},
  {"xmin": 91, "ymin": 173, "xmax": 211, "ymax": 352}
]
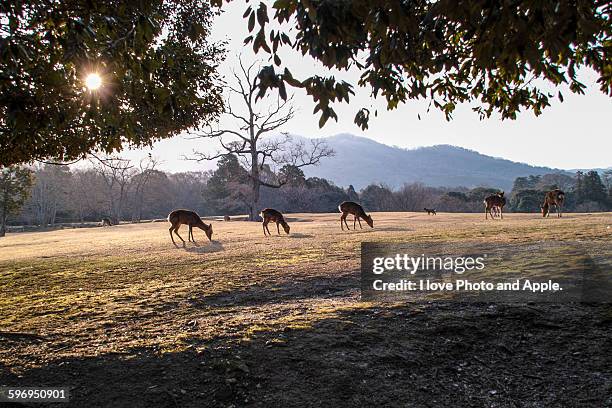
[
  {"xmin": 130, "ymin": 155, "xmax": 160, "ymax": 222},
  {"xmin": 28, "ymin": 164, "xmax": 71, "ymax": 226},
  {"xmin": 91, "ymin": 157, "xmax": 135, "ymax": 224},
  {"xmin": 190, "ymin": 57, "xmax": 333, "ymax": 220}
]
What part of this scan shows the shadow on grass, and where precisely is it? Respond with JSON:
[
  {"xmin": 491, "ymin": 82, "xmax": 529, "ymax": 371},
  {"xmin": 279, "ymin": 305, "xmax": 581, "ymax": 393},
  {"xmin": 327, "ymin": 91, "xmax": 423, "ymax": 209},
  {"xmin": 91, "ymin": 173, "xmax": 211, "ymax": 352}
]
[
  {"xmin": 183, "ymin": 240, "xmax": 225, "ymax": 254},
  {"xmin": 288, "ymin": 233, "xmax": 313, "ymax": 239},
  {"xmin": 190, "ymin": 272, "xmax": 357, "ymax": 308},
  {"xmin": 1, "ymin": 303, "xmax": 609, "ymax": 408}
]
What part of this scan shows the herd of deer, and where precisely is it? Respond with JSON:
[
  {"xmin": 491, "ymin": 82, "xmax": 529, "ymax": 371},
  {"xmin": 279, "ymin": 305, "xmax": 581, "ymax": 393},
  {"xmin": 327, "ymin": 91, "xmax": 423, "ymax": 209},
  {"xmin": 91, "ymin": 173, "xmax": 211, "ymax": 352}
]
[
  {"xmin": 165, "ymin": 189, "xmax": 566, "ymax": 245},
  {"xmin": 483, "ymin": 189, "xmax": 565, "ymax": 220}
]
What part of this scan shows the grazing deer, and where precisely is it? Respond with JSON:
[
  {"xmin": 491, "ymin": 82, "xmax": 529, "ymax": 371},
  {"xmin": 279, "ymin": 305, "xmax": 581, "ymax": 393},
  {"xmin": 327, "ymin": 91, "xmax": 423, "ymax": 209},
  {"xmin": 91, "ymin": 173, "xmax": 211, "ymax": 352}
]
[
  {"xmin": 100, "ymin": 217, "xmax": 112, "ymax": 227},
  {"xmin": 223, "ymin": 215, "xmax": 231, "ymax": 222},
  {"xmin": 424, "ymin": 208, "xmax": 437, "ymax": 215},
  {"xmin": 167, "ymin": 209, "xmax": 213, "ymax": 245},
  {"xmin": 260, "ymin": 208, "xmax": 290, "ymax": 236},
  {"xmin": 484, "ymin": 192, "xmax": 506, "ymax": 220},
  {"xmin": 339, "ymin": 201, "xmax": 373, "ymax": 230},
  {"xmin": 541, "ymin": 189, "xmax": 565, "ymax": 218}
]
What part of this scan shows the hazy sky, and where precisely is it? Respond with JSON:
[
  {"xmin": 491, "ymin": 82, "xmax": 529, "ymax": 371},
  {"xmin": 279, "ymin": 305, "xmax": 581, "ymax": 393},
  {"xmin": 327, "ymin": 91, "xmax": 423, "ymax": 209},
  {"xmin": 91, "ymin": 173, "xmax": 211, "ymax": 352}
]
[{"xmin": 123, "ymin": 1, "xmax": 612, "ymax": 173}]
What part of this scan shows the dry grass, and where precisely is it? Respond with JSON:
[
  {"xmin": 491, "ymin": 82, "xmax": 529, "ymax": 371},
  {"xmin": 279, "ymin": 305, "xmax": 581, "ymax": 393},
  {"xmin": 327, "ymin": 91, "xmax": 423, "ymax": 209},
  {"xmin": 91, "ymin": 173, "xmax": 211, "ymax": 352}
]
[
  {"xmin": 0, "ymin": 212, "xmax": 610, "ymax": 407},
  {"xmin": 1, "ymin": 212, "xmax": 610, "ymax": 354}
]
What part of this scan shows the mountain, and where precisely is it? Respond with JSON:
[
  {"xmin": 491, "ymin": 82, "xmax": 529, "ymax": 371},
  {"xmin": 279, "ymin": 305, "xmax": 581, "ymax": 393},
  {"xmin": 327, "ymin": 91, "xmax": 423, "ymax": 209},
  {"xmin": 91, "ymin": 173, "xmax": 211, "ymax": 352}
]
[{"xmin": 301, "ymin": 134, "xmax": 571, "ymax": 191}]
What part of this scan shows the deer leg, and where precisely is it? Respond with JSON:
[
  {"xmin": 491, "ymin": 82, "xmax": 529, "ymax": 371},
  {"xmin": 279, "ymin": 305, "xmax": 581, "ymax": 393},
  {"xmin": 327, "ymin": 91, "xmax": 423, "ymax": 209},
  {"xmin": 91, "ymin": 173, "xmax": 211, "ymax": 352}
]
[
  {"xmin": 188, "ymin": 225, "xmax": 192, "ymax": 242},
  {"xmin": 340, "ymin": 213, "xmax": 347, "ymax": 230},
  {"xmin": 342, "ymin": 213, "xmax": 351, "ymax": 230},
  {"xmin": 262, "ymin": 220, "xmax": 269, "ymax": 236},
  {"xmin": 358, "ymin": 217, "xmax": 363, "ymax": 229},
  {"xmin": 485, "ymin": 206, "xmax": 489, "ymax": 220},
  {"xmin": 192, "ymin": 227, "xmax": 197, "ymax": 243},
  {"xmin": 174, "ymin": 226, "xmax": 186, "ymax": 245},
  {"xmin": 353, "ymin": 216, "xmax": 357, "ymax": 229},
  {"xmin": 264, "ymin": 220, "xmax": 272, "ymax": 236},
  {"xmin": 169, "ymin": 226, "xmax": 176, "ymax": 245},
  {"xmin": 500, "ymin": 206, "xmax": 503, "ymax": 219}
]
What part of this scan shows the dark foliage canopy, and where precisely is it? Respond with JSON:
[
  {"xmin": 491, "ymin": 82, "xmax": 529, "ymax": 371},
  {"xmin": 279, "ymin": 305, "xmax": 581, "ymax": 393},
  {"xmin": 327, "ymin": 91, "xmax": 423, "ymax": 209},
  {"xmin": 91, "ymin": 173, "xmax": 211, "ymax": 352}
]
[
  {"xmin": 1, "ymin": 0, "xmax": 224, "ymax": 166},
  {"xmin": 219, "ymin": 0, "xmax": 612, "ymax": 129}
]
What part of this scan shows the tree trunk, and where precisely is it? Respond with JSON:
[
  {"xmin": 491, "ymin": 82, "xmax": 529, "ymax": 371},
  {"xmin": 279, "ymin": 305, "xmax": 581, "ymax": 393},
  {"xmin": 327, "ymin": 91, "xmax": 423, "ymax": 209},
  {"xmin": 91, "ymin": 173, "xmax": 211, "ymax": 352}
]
[
  {"xmin": 249, "ymin": 151, "xmax": 260, "ymax": 221},
  {"xmin": 250, "ymin": 181, "xmax": 260, "ymax": 221},
  {"xmin": 0, "ymin": 207, "xmax": 6, "ymax": 237}
]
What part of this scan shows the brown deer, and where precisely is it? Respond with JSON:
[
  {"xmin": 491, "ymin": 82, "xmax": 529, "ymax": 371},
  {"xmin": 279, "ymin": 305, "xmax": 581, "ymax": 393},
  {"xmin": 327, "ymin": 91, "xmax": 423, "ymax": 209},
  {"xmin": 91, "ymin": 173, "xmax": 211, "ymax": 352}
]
[
  {"xmin": 541, "ymin": 189, "xmax": 565, "ymax": 217},
  {"xmin": 260, "ymin": 208, "xmax": 290, "ymax": 236},
  {"xmin": 167, "ymin": 209, "xmax": 213, "ymax": 245},
  {"xmin": 100, "ymin": 217, "xmax": 112, "ymax": 227},
  {"xmin": 424, "ymin": 208, "xmax": 436, "ymax": 215},
  {"xmin": 484, "ymin": 192, "xmax": 506, "ymax": 220},
  {"xmin": 339, "ymin": 201, "xmax": 373, "ymax": 230}
]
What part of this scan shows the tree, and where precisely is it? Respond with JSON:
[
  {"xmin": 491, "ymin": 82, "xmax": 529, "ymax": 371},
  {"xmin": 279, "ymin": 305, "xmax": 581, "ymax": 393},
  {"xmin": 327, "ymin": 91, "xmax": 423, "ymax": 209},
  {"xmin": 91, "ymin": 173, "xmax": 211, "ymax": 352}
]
[
  {"xmin": 192, "ymin": 58, "xmax": 333, "ymax": 220},
  {"xmin": 130, "ymin": 156, "xmax": 160, "ymax": 222},
  {"xmin": 345, "ymin": 185, "xmax": 359, "ymax": 202},
  {"xmin": 227, "ymin": 1, "xmax": 612, "ymax": 129},
  {"xmin": 1, "ymin": 0, "xmax": 224, "ymax": 166},
  {"xmin": 582, "ymin": 170, "xmax": 607, "ymax": 204},
  {"xmin": 91, "ymin": 157, "xmax": 135, "ymax": 224},
  {"xmin": 0, "ymin": 166, "xmax": 34, "ymax": 236},
  {"xmin": 29, "ymin": 164, "xmax": 72, "ymax": 226},
  {"xmin": 395, "ymin": 183, "xmax": 438, "ymax": 211},
  {"xmin": 537, "ymin": 173, "xmax": 575, "ymax": 191},
  {"xmin": 510, "ymin": 189, "xmax": 542, "ymax": 212},
  {"xmin": 204, "ymin": 154, "xmax": 251, "ymax": 215},
  {"xmin": 603, "ymin": 170, "xmax": 612, "ymax": 202},
  {"xmin": 278, "ymin": 165, "xmax": 306, "ymax": 186},
  {"xmin": 168, "ymin": 171, "xmax": 211, "ymax": 215},
  {"xmin": 360, "ymin": 184, "xmax": 395, "ymax": 211}
]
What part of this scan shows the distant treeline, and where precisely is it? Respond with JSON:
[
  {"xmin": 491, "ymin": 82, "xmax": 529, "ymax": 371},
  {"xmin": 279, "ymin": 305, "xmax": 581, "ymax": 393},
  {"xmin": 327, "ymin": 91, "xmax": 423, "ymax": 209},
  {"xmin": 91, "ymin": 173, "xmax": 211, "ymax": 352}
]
[{"xmin": 7, "ymin": 155, "xmax": 612, "ymax": 226}]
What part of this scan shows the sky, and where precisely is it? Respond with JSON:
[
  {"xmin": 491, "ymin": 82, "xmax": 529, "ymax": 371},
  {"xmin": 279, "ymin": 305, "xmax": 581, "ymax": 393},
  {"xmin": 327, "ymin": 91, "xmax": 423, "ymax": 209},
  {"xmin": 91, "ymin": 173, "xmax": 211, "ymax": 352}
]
[{"xmin": 122, "ymin": 1, "xmax": 612, "ymax": 173}]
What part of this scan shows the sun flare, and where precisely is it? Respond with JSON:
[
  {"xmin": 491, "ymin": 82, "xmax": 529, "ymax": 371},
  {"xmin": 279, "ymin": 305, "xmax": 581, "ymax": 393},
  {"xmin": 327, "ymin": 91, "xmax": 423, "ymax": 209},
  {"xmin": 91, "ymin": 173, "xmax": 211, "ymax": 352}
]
[{"xmin": 85, "ymin": 73, "xmax": 102, "ymax": 90}]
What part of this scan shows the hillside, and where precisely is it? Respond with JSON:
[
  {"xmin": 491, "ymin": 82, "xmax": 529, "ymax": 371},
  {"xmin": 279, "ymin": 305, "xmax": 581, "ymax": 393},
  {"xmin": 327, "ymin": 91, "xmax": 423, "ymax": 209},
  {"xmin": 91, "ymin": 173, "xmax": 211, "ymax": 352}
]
[{"xmin": 302, "ymin": 134, "xmax": 569, "ymax": 190}]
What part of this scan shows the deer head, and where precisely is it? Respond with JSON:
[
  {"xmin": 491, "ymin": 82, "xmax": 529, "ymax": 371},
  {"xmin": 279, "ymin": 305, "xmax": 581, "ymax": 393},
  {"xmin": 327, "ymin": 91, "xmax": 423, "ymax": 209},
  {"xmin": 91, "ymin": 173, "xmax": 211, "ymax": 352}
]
[
  {"xmin": 198, "ymin": 221, "xmax": 213, "ymax": 241},
  {"xmin": 281, "ymin": 221, "xmax": 290, "ymax": 235},
  {"xmin": 364, "ymin": 214, "xmax": 374, "ymax": 228},
  {"xmin": 540, "ymin": 204, "xmax": 549, "ymax": 217}
]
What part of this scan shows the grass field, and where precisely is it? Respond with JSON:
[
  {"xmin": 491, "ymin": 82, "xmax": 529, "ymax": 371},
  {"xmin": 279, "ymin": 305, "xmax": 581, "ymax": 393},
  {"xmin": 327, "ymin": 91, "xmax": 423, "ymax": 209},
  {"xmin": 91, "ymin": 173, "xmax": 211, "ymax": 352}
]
[{"xmin": 1, "ymin": 212, "xmax": 611, "ymax": 407}]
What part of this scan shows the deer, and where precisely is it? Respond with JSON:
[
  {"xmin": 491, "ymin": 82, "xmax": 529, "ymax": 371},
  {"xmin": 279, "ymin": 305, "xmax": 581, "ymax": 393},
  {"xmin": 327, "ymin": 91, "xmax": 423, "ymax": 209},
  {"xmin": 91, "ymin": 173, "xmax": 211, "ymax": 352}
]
[
  {"xmin": 167, "ymin": 209, "xmax": 213, "ymax": 245},
  {"xmin": 339, "ymin": 201, "xmax": 373, "ymax": 230},
  {"xmin": 424, "ymin": 208, "xmax": 437, "ymax": 215},
  {"xmin": 260, "ymin": 208, "xmax": 290, "ymax": 236},
  {"xmin": 484, "ymin": 191, "xmax": 506, "ymax": 220},
  {"xmin": 100, "ymin": 217, "xmax": 112, "ymax": 227},
  {"xmin": 541, "ymin": 189, "xmax": 565, "ymax": 218}
]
